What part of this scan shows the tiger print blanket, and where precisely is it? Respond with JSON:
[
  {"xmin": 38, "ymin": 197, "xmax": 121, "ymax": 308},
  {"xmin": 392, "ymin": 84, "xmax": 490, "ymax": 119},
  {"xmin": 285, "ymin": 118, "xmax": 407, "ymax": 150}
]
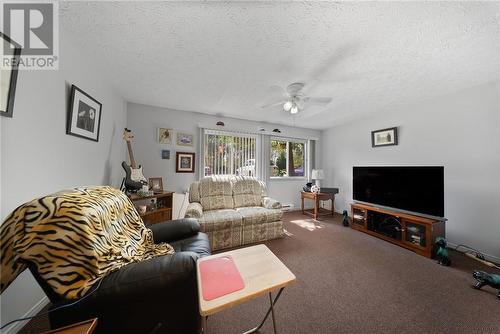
[{"xmin": 0, "ymin": 186, "xmax": 174, "ymax": 299}]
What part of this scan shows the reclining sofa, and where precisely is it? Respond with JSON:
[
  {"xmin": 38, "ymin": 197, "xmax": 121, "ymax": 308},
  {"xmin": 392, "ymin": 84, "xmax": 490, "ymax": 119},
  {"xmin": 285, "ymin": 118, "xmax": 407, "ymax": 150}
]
[
  {"xmin": 184, "ymin": 176, "xmax": 284, "ymax": 251},
  {"xmin": 0, "ymin": 186, "xmax": 210, "ymax": 334}
]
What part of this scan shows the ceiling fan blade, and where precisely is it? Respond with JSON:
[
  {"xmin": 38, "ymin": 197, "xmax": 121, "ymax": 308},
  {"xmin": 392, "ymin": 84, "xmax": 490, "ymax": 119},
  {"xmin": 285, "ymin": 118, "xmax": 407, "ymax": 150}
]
[
  {"xmin": 268, "ymin": 85, "xmax": 287, "ymax": 96},
  {"xmin": 261, "ymin": 99, "xmax": 286, "ymax": 109},
  {"xmin": 297, "ymin": 106, "xmax": 330, "ymax": 118},
  {"xmin": 286, "ymin": 82, "xmax": 305, "ymax": 96},
  {"xmin": 302, "ymin": 96, "xmax": 332, "ymax": 105}
]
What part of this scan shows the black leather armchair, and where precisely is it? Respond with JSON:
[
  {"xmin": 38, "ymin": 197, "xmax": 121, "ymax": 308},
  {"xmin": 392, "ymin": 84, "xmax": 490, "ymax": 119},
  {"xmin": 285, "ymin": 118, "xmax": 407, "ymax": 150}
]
[{"xmin": 28, "ymin": 218, "xmax": 210, "ymax": 334}]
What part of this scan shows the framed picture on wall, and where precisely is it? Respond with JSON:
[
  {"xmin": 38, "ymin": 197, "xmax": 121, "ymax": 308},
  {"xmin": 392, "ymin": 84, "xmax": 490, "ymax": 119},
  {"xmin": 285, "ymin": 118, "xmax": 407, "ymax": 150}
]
[
  {"xmin": 67, "ymin": 85, "xmax": 102, "ymax": 141},
  {"xmin": 371, "ymin": 127, "xmax": 398, "ymax": 147},
  {"xmin": 161, "ymin": 149, "xmax": 170, "ymax": 159},
  {"xmin": 1, "ymin": 32, "xmax": 21, "ymax": 118},
  {"xmin": 177, "ymin": 132, "xmax": 194, "ymax": 146},
  {"xmin": 157, "ymin": 128, "xmax": 172, "ymax": 144},
  {"xmin": 176, "ymin": 152, "xmax": 195, "ymax": 173}
]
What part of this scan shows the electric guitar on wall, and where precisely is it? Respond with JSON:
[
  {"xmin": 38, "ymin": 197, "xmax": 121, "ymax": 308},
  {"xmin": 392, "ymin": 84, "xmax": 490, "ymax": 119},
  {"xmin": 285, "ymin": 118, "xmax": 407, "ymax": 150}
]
[{"xmin": 122, "ymin": 128, "xmax": 147, "ymax": 191}]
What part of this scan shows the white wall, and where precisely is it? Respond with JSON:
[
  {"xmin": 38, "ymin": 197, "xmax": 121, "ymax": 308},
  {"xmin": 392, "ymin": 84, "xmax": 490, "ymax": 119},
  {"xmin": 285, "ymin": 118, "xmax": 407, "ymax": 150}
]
[
  {"xmin": 127, "ymin": 102, "xmax": 321, "ymax": 209},
  {"xmin": 0, "ymin": 31, "xmax": 126, "ymax": 332},
  {"xmin": 321, "ymin": 81, "xmax": 500, "ymax": 260}
]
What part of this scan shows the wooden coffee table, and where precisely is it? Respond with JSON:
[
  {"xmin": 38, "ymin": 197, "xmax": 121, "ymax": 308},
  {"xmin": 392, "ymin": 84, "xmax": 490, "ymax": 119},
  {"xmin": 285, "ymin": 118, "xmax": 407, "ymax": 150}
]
[{"xmin": 197, "ymin": 244, "xmax": 296, "ymax": 334}]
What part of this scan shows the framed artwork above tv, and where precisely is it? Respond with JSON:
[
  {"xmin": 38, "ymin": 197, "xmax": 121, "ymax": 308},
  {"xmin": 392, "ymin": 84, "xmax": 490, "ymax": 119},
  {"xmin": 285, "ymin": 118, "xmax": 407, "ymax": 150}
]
[{"xmin": 372, "ymin": 127, "xmax": 398, "ymax": 147}]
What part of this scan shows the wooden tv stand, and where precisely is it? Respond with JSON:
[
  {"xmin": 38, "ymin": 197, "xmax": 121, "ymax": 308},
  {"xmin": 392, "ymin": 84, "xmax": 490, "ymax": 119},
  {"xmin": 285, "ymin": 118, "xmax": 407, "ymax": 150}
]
[{"xmin": 350, "ymin": 203, "xmax": 445, "ymax": 258}]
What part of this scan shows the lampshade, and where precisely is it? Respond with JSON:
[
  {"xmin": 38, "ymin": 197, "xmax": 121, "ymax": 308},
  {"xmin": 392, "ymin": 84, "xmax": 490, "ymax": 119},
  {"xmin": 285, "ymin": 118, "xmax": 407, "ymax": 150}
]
[
  {"xmin": 290, "ymin": 104, "xmax": 299, "ymax": 114},
  {"xmin": 311, "ymin": 169, "xmax": 324, "ymax": 180},
  {"xmin": 283, "ymin": 101, "xmax": 293, "ymax": 112}
]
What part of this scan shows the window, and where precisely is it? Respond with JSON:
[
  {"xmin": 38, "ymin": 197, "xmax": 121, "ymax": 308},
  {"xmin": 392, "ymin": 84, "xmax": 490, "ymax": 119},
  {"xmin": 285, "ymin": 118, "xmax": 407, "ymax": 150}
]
[
  {"xmin": 203, "ymin": 130, "xmax": 257, "ymax": 177},
  {"xmin": 270, "ymin": 139, "xmax": 305, "ymax": 178}
]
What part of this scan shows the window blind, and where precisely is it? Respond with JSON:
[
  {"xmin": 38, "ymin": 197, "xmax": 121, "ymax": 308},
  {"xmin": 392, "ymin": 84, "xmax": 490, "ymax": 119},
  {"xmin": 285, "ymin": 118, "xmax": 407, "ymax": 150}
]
[{"xmin": 203, "ymin": 130, "xmax": 258, "ymax": 177}]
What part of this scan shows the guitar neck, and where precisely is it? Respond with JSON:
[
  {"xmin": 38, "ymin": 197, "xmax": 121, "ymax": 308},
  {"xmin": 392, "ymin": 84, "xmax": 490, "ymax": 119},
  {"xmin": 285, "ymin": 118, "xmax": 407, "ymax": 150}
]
[{"xmin": 126, "ymin": 141, "xmax": 137, "ymax": 169}]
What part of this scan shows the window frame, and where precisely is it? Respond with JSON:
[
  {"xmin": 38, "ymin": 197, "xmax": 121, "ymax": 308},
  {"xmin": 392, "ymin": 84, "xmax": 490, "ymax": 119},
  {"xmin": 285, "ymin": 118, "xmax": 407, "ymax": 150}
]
[
  {"xmin": 269, "ymin": 136, "xmax": 308, "ymax": 181},
  {"xmin": 201, "ymin": 129, "xmax": 260, "ymax": 179}
]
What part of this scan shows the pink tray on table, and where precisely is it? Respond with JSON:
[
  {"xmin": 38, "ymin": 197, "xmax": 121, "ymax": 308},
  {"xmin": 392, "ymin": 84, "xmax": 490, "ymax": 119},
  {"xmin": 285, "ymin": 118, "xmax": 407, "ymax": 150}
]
[{"xmin": 199, "ymin": 255, "xmax": 245, "ymax": 301}]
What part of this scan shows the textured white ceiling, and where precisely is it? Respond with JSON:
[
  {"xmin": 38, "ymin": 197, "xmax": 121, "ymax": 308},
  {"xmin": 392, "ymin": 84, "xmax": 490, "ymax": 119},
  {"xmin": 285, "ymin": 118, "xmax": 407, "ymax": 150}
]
[{"xmin": 60, "ymin": 1, "xmax": 500, "ymax": 130}]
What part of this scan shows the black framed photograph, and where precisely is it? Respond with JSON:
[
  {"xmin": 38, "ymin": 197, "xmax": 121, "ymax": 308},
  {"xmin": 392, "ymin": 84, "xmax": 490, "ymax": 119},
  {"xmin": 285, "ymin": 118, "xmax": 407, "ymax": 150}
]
[
  {"xmin": 67, "ymin": 85, "xmax": 102, "ymax": 141},
  {"xmin": 176, "ymin": 152, "xmax": 195, "ymax": 173},
  {"xmin": 372, "ymin": 127, "xmax": 398, "ymax": 147},
  {"xmin": 1, "ymin": 32, "xmax": 21, "ymax": 118}
]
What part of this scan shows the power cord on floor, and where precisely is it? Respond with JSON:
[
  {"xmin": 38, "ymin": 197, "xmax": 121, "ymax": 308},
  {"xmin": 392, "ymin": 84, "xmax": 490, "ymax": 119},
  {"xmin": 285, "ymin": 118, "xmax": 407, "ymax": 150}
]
[
  {"xmin": 455, "ymin": 244, "xmax": 500, "ymax": 270},
  {"xmin": 0, "ymin": 278, "xmax": 103, "ymax": 331}
]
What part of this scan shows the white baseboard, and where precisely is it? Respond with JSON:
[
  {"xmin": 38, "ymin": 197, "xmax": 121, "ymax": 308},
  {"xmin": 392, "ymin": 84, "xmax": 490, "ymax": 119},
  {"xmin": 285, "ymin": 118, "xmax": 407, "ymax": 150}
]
[{"xmin": 3, "ymin": 296, "xmax": 49, "ymax": 334}]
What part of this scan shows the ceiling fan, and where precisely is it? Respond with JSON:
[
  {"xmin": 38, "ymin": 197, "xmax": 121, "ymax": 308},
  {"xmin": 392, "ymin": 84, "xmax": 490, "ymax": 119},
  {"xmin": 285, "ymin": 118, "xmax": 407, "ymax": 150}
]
[{"xmin": 261, "ymin": 82, "xmax": 332, "ymax": 114}]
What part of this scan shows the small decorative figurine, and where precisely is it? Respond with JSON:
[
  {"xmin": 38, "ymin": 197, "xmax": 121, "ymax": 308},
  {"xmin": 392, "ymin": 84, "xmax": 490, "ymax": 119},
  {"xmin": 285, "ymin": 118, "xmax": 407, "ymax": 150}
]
[
  {"xmin": 342, "ymin": 210, "xmax": 349, "ymax": 227},
  {"xmin": 310, "ymin": 185, "xmax": 320, "ymax": 193},
  {"xmin": 472, "ymin": 271, "xmax": 500, "ymax": 299},
  {"xmin": 435, "ymin": 237, "xmax": 451, "ymax": 266}
]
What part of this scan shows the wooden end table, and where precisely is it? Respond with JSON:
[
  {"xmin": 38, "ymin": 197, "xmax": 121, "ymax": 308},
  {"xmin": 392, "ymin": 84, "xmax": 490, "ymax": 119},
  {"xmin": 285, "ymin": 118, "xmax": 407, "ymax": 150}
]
[
  {"xmin": 197, "ymin": 245, "xmax": 296, "ymax": 334},
  {"xmin": 301, "ymin": 191, "xmax": 335, "ymax": 220},
  {"xmin": 42, "ymin": 319, "xmax": 97, "ymax": 334}
]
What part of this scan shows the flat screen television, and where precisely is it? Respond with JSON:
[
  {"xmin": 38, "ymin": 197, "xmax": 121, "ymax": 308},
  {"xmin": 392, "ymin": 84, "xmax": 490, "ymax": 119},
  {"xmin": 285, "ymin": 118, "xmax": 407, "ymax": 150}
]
[{"xmin": 353, "ymin": 166, "xmax": 444, "ymax": 218}]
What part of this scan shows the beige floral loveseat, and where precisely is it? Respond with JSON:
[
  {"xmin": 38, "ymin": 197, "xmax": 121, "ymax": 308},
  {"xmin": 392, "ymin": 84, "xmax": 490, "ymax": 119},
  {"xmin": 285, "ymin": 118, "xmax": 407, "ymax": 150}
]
[{"xmin": 184, "ymin": 176, "xmax": 284, "ymax": 251}]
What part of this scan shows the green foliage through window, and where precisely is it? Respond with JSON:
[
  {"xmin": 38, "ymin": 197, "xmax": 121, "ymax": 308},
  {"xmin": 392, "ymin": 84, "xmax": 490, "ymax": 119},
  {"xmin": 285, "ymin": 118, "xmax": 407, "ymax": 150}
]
[{"xmin": 270, "ymin": 139, "xmax": 305, "ymax": 177}]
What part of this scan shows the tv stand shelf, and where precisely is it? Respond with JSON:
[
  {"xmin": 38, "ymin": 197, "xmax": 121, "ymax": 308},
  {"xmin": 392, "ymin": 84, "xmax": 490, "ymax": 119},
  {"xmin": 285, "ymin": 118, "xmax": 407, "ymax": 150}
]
[{"xmin": 350, "ymin": 203, "xmax": 445, "ymax": 258}]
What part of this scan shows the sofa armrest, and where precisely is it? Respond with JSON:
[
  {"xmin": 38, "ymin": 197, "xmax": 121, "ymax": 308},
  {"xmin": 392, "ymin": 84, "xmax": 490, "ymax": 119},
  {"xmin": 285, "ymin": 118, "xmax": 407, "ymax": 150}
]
[
  {"xmin": 93, "ymin": 252, "xmax": 198, "ymax": 302},
  {"xmin": 48, "ymin": 251, "xmax": 201, "ymax": 333},
  {"xmin": 262, "ymin": 197, "xmax": 282, "ymax": 209},
  {"xmin": 185, "ymin": 202, "xmax": 203, "ymax": 219},
  {"xmin": 50, "ymin": 252, "xmax": 199, "ymax": 309},
  {"xmin": 149, "ymin": 218, "xmax": 200, "ymax": 244}
]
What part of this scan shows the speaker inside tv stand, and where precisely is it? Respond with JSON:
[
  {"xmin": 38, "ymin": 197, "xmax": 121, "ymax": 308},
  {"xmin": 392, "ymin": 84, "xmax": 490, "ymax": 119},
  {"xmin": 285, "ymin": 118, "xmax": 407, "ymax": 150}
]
[{"xmin": 351, "ymin": 203, "xmax": 445, "ymax": 258}]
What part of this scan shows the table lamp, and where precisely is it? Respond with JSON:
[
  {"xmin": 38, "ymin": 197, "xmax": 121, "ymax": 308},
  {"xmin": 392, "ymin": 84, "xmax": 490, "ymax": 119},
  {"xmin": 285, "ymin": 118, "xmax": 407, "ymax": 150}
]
[{"xmin": 311, "ymin": 169, "xmax": 324, "ymax": 189}]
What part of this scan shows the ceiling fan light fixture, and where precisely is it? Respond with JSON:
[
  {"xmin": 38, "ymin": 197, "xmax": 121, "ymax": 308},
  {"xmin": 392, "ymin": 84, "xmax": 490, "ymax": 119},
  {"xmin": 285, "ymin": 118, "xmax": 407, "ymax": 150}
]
[
  {"xmin": 290, "ymin": 104, "xmax": 299, "ymax": 114},
  {"xmin": 283, "ymin": 101, "xmax": 293, "ymax": 112}
]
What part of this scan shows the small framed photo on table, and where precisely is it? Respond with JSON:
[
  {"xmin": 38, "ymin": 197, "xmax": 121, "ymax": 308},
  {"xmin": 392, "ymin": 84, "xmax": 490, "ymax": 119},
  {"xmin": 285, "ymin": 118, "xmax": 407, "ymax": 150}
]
[
  {"xmin": 149, "ymin": 177, "xmax": 163, "ymax": 193},
  {"xmin": 67, "ymin": 85, "xmax": 102, "ymax": 141},
  {"xmin": 176, "ymin": 152, "xmax": 195, "ymax": 173}
]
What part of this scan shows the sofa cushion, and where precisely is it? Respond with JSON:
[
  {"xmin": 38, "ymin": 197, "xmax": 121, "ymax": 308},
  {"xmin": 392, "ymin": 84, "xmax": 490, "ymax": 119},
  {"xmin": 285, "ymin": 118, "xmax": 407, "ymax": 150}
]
[
  {"xmin": 185, "ymin": 202, "xmax": 203, "ymax": 219},
  {"xmin": 188, "ymin": 181, "xmax": 201, "ymax": 203},
  {"xmin": 262, "ymin": 197, "xmax": 282, "ymax": 209},
  {"xmin": 200, "ymin": 209, "xmax": 243, "ymax": 232},
  {"xmin": 199, "ymin": 176, "xmax": 234, "ymax": 210},
  {"xmin": 232, "ymin": 177, "xmax": 264, "ymax": 208},
  {"xmin": 170, "ymin": 232, "xmax": 211, "ymax": 257},
  {"xmin": 235, "ymin": 207, "xmax": 283, "ymax": 225}
]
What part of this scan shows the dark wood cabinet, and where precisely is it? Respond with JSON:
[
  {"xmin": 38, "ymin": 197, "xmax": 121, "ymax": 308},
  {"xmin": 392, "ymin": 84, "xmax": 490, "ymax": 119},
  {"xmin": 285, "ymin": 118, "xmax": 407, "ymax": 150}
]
[
  {"xmin": 129, "ymin": 191, "xmax": 173, "ymax": 225},
  {"xmin": 350, "ymin": 203, "xmax": 445, "ymax": 258}
]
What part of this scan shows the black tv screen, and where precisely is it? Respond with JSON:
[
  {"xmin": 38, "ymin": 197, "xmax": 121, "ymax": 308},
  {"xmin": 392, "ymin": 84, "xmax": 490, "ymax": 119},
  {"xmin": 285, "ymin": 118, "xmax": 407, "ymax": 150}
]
[{"xmin": 353, "ymin": 166, "xmax": 444, "ymax": 217}]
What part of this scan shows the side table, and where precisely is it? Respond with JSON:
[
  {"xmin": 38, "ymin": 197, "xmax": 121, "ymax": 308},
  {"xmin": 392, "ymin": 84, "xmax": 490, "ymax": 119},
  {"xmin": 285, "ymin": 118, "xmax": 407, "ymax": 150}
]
[
  {"xmin": 301, "ymin": 191, "xmax": 335, "ymax": 220},
  {"xmin": 42, "ymin": 319, "xmax": 97, "ymax": 334}
]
